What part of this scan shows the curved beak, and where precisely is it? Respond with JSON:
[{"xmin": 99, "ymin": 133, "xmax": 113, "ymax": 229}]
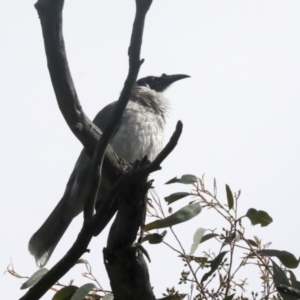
[{"xmin": 157, "ymin": 74, "xmax": 190, "ymax": 91}]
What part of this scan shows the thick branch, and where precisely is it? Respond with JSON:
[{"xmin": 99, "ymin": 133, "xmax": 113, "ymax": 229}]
[
  {"xmin": 92, "ymin": 121, "xmax": 183, "ymax": 235},
  {"xmin": 84, "ymin": 0, "xmax": 152, "ymax": 219},
  {"xmin": 20, "ymin": 118, "xmax": 182, "ymax": 300},
  {"xmin": 20, "ymin": 0, "xmax": 153, "ymax": 299},
  {"xmin": 104, "ymin": 161, "xmax": 155, "ymax": 300},
  {"xmin": 34, "ymin": 0, "xmax": 127, "ymax": 186}
]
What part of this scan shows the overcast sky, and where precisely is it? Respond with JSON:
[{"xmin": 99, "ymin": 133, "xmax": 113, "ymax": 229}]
[{"xmin": 1, "ymin": 1, "xmax": 300, "ymax": 299}]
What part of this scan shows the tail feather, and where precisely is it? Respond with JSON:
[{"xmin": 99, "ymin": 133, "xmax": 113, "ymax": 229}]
[
  {"xmin": 28, "ymin": 199, "xmax": 72, "ymax": 268},
  {"xmin": 28, "ymin": 149, "xmax": 92, "ymax": 267}
]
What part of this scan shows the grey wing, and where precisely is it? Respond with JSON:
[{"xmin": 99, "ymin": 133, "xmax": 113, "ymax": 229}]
[
  {"xmin": 64, "ymin": 100, "xmax": 118, "ymax": 211},
  {"xmin": 92, "ymin": 101, "xmax": 117, "ymax": 132},
  {"xmin": 28, "ymin": 101, "xmax": 118, "ymax": 267}
]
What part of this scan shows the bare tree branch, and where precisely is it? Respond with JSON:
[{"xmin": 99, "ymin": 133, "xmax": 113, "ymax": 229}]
[
  {"xmin": 20, "ymin": 120, "xmax": 181, "ymax": 300},
  {"xmin": 20, "ymin": 0, "xmax": 153, "ymax": 299},
  {"xmin": 91, "ymin": 121, "xmax": 183, "ymax": 236},
  {"xmin": 34, "ymin": 0, "xmax": 127, "ymax": 188},
  {"xmin": 84, "ymin": 0, "xmax": 152, "ymax": 219},
  {"xmin": 104, "ymin": 160, "xmax": 155, "ymax": 300},
  {"xmin": 101, "ymin": 120, "xmax": 183, "ymax": 299}
]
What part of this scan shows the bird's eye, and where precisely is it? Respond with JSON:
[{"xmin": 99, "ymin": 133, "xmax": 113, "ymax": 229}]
[{"xmin": 150, "ymin": 77, "xmax": 155, "ymax": 81}]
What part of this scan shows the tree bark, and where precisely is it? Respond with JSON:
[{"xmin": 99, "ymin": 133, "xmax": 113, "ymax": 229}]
[{"xmin": 20, "ymin": 0, "xmax": 183, "ymax": 299}]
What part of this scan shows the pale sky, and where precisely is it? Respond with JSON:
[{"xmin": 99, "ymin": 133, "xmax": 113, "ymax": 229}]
[{"xmin": 1, "ymin": 1, "xmax": 300, "ymax": 299}]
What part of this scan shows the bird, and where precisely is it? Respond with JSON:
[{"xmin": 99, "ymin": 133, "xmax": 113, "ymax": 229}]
[{"xmin": 28, "ymin": 73, "xmax": 190, "ymax": 267}]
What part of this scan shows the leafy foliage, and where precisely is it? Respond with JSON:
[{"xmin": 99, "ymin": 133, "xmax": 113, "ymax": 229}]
[
  {"xmin": 7, "ymin": 174, "xmax": 300, "ymax": 300},
  {"xmin": 146, "ymin": 174, "xmax": 299, "ymax": 300},
  {"xmin": 246, "ymin": 208, "xmax": 273, "ymax": 227},
  {"xmin": 258, "ymin": 250, "xmax": 299, "ymax": 269},
  {"xmin": 144, "ymin": 203, "xmax": 201, "ymax": 231}
]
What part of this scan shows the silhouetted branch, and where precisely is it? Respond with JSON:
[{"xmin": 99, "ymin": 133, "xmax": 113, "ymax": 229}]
[
  {"xmin": 34, "ymin": 0, "xmax": 127, "ymax": 189},
  {"xmin": 20, "ymin": 117, "xmax": 181, "ymax": 300},
  {"xmin": 101, "ymin": 120, "xmax": 183, "ymax": 300},
  {"xmin": 84, "ymin": 0, "xmax": 152, "ymax": 219},
  {"xmin": 104, "ymin": 159, "xmax": 155, "ymax": 300},
  {"xmin": 92, "ymin": 121, "xmax": 183, "ymax": 235},
  {"xmin": 20, "ymin": 0, "xmax": 152, "ymax": 299}
]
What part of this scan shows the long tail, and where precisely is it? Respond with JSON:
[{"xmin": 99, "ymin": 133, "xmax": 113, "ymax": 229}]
[
  {"xmin": 28, "ymin": 198, "xmax": 73, "ymax": 268},
  {"xmin": 28, "ymin": 149, "xmax": 92, "ymax": 267}
]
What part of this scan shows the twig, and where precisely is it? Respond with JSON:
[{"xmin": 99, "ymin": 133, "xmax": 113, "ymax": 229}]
[
  {"xmin": 83, "ymin": 0, "xmax": 150, "ymax": 219},
  {"xmin": 169, "ymin": 227, "xmax": 207, "ymax": 300}
]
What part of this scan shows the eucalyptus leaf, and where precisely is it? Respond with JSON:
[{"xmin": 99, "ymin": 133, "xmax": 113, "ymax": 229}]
[
  {"xmin": 201, "ymin": 251, "xmax": 228, "ymax": 282},
  {"xmin": 246, "ymin": 208, "xmax": 273, "ymax": 227},
  {"xmin": 288, "ymin": 271, "xmax": 300, "ymax": 289},
  {"xmin": 190, "ymin": 228, "xmax": 206, "ymax": 254},
  {"xmin": 200, "ymin": 233, "xmax": 218, "ymax": 244},
  {"xmin": 224, "ymin": 294, "xmax": 235, "ymax": 300},
  {"xmin": 144, "ymin": 203, "xmax": 201, "ymax": 231},
  {"xmin": 21, "ymin": 268, "xmax": 48, "ymax": 290},
  {"xmin": 142, "ymin": 231, "xmax": 167, "ymax": 244},
  {"xmin": 272, "ymin": 260, "xmax": 295, "ymax": 300},
  {"xmin": 164, "ymin": 192, "xmax": 190, "ymax": 204},
  {"xmin": 247, "ymin": 239, "xmax": 258, "ymax": 247},
  {"xmin": 225, "ymin": 184, "xmax": 234, "ymax": 210},
  {"xmin": 52, "ymin": 286, "xmax": 78, "ymax": 300},
  {"xmin": 259, "ymin": 249, "xmax": 299, "ymax": 269},
  {"xmin": 165, "ymin": 174, "xmax": 198, "ymax": 185},
  {"xmin": 70, "ymin": 283, "xmax": 96, "ymax": 300}
]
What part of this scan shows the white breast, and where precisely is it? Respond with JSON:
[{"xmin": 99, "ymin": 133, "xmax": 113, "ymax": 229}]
[{"xmin": 110, "ymin": 101, "xmax": 166, "ymax": 162}]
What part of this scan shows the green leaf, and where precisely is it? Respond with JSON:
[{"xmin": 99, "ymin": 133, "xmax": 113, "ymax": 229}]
[
  {"xmin": 70, "ymin": 283, "xmax": 96, "ymax": 300},
  {"xmin": 246, "ymin": 208, "xmax": 273, "ymax": 227},
  {"xmin": 288, "ymin": 271, "xmax": 300, "ymax": 290},
  {"xmin": 142, "ymin": 231, "xmax": 167, "ymax": 244},
  {"xmin": 190, "ymin": 228, "xmax": 206, "ymax": 254},
  {"xmin": 225, "ymin": 184, "xmax": 234, "ymax": 210},
  {"xmin": 224, "ymin": 294, "xmax": 235, "ymax": 300},
  {"xmin": 20, "ymin": 268, "xmax": 48, "ymax": 290},
  {"xmin": 259, "ymin": 250, "xmax": 299, "ymax": 269},
  {"xmin": 201, "ymin": 251, "xmax": 228, "ymax": 282},
  {"xmin": 164, "ymin": 192, "xmax": 190, "ymax": 204},
  {"xmin": 247, "ymin": 239, "xmax": 258, "ymax": 247},
  {"xmin": 200, "ymin": 233, "xmax": 218, "ymax": 244},
  {"xmin": 165, "ymin": 174, "xmax": 198, "ymax": 185},
  {"xmin": 52, "ymin": 286, "xmax": 78, "ymax": 300},
  {"xmin": 144, "ymin": 203, "xmax": 201, "ymax": 231},
  {"xmin": 272, "ymin": 260, "xmax": 295, "ymax": 300}
]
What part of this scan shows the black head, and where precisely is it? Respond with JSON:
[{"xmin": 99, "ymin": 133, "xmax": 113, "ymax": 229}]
[{"xmin": 136, "ymin": 73, "xmax": 190, "ymax": 92}]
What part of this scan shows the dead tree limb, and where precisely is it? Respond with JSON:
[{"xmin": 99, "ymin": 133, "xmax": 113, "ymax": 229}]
[
  {"xmin": 20, "ymin": 0, "xmax": 153, "ymax": 299},
  {"xmin": 83, "ymin": 0, "xmax": 152, "ymax": 219},
  {"xmin": 34, "ymin": 0, "xmax": 127, "ymax": 186},
  {"xmin": 20, "ymin": 120, "xmax": 181, "ymax": 300},
  {"xmin": 104, "ymin": 160, "xmax": 155, "ymax": 300},
  {"xmin": 103, "ymin": 121, "xmax": 183, "ymax": 300}
]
